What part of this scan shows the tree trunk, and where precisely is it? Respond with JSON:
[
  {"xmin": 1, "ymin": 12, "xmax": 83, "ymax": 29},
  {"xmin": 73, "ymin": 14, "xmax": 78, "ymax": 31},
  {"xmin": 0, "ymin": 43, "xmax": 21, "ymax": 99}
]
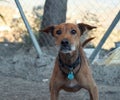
[{"xmin": 39, "ymin": 0, "xmax": 67, "ymax": 46}]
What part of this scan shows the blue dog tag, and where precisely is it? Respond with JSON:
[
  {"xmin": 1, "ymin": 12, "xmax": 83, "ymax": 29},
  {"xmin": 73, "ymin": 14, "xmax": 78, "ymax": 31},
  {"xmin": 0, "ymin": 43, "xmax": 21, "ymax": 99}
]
[{"xmin": 68, "ymin": 72, "xmax": 74, "ymax": 80}]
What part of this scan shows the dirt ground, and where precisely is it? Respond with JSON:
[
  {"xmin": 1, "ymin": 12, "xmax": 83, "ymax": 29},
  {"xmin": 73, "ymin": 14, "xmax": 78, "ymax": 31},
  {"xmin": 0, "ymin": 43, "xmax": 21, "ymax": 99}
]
[{"xmin": 0, "ymin": 42, "xmax": 120, "ymax": 100}]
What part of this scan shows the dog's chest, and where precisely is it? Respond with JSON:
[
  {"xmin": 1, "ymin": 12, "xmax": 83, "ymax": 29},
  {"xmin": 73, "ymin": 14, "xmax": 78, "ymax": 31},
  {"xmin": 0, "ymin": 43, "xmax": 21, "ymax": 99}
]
[{"xmin": 66, "ymin": 79, "xmax": 79, "ymax": 88}]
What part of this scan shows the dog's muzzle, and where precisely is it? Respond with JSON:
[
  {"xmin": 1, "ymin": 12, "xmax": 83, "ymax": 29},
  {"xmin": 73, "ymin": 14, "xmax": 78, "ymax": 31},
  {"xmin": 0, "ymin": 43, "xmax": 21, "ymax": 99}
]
[{"xmin": 60, "ymin": 39, "xmax": 71, "ymax": 53}]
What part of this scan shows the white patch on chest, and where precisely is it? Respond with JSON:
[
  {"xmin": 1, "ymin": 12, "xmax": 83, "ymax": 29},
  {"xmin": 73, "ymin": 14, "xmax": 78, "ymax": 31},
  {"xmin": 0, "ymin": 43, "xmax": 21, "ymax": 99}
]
[{"xmin": 68, "ymin": 80, "xmax": 78, "ymax": 88}]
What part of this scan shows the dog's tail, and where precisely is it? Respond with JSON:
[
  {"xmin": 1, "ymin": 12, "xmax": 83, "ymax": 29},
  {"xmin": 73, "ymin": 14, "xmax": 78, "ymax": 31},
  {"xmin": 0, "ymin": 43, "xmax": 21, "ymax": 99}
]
[{"xmin": 82, "ymin": 37, "xmax": 95, "ymax": 47}]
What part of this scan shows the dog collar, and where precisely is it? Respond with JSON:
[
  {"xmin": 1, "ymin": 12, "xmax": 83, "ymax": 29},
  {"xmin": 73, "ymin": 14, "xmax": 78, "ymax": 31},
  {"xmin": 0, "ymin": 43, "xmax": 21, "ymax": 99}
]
[{"xmin": 58, "ymin": 54, "xmax": 81, "ymax": 80}]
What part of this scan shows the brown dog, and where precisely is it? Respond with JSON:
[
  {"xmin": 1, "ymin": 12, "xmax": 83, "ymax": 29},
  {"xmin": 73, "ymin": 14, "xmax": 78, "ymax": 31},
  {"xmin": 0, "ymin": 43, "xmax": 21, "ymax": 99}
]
[{"xmin": 41, "ymin": 23, "xmax": 98, "ymax": 100}]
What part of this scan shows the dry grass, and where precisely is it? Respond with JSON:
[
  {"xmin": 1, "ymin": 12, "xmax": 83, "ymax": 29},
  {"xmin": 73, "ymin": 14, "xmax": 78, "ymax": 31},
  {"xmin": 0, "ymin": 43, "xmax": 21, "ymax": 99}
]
[
  {"xmin": 0, "ymin": 5, "xmax": 120, "ymax": 50},
  {"xmin": 0, "ymin": 5, "xmax": 41, "ymax": 43}
]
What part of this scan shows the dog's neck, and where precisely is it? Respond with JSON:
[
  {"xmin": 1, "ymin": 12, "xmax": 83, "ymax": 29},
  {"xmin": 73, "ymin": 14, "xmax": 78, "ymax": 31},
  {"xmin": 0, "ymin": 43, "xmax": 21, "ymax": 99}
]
[{"xmin": 58, "ymin": 49, "xmax": 79, "ymax": 65}]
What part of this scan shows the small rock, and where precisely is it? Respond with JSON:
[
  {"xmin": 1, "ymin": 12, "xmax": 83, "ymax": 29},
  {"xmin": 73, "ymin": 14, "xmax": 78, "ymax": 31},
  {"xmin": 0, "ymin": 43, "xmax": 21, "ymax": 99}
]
[
  {"xmin": 4, "ymin": 43, "xmax": 8, "ymax": 47},
  {"xmin": 42, "ymin": 79, "xmax": 48, "ymax": 82}
]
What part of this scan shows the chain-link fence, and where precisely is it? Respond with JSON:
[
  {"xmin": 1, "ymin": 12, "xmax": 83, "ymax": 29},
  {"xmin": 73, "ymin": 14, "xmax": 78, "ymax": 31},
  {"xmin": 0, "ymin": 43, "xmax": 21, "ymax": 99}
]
[
  {"xmin": 67, "ymin": 0, "xmax": 120, "ymax": 50},
  {"xmin": 0, "ymin": 0, "xmax": 120, "ymax": 99},
  {"xmin": 0, "ymin": 0, "xmax": 120, "ymax": 62}
]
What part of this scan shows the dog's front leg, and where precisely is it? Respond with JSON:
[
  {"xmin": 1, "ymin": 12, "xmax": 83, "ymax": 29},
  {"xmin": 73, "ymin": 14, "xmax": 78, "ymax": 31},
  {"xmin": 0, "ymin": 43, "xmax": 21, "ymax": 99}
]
[
  {"xmin": 87, "ymin": 75, "xmax": 99, "ymax": 100},
  {"xmin": 50, "ymin": 89, "xmax": 59, "ymax": 100},
  {"xmin": 88, "ymin": 83, "xmax": 99, "ymax": 100},
  {"xmin": 77, "ymin": 72, "xmax": 99, "ymax": 100},
  {"xmin": 50, "ymin": 79, "xmax": 60, "ymax": 100}
]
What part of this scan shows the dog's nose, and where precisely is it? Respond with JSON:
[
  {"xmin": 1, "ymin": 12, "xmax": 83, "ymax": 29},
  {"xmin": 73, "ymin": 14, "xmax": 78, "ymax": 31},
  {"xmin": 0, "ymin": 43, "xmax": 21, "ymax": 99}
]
[{"xmin": 61, "ymin": 39, "xmax": 69, "ymax": 46}]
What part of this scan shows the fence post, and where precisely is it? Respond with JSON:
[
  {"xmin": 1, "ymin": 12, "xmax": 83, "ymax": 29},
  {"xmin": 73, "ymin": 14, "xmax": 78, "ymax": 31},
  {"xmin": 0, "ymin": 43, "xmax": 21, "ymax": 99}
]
[
  {"xmin": 15, "ymin": 0, "xmax": 42, "ymax": 57},
  {"xmin": 89, "ymin": 11, "xmax": 120, "ymax": 63}
]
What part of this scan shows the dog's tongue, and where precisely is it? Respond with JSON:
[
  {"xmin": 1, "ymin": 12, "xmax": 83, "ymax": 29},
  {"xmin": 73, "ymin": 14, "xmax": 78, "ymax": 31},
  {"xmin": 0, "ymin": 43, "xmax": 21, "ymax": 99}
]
[{"xmin": 68, "ymin": 72, "xmax": 74, "ymax": 80}]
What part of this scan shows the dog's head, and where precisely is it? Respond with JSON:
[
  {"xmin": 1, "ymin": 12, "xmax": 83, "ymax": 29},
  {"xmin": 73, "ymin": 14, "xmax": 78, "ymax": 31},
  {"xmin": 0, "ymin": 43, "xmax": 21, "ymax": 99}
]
[{"xmin": 41, "ymin": 23, "xmax": 96, "ymax": 53}]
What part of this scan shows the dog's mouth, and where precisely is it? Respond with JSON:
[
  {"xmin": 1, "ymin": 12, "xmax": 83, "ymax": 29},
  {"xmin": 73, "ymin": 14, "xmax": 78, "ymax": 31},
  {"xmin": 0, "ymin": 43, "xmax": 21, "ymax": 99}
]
[
  {"xmin": 60, "ymin": 45, "xmax": 76, "ymax": 53},
  {"xmin": 58, "ymin": 39, "xmax": 76, "ymax": 53}
]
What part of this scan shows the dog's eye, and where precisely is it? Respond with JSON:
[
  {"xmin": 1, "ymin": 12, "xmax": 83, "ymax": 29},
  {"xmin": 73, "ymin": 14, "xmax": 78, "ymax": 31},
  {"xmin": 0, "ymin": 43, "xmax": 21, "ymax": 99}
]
[
  {"xmin": 56, "ymin": 30, "xmax": 62, "ymax": 35},
  {"xmin": 71, "ymin": 29, "xmax": 76, "ymax": 35}
]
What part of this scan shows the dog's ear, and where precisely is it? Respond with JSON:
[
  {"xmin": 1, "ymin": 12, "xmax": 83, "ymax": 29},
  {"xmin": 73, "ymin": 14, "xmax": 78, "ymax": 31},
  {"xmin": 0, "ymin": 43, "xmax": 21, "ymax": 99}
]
[
  {"xmin": 40, "ymin": 26, "xmax": 55, "ymax": 36},
  {"xmin": 77, "ymin": 23, "xmax": 96, "ymax": 35}
]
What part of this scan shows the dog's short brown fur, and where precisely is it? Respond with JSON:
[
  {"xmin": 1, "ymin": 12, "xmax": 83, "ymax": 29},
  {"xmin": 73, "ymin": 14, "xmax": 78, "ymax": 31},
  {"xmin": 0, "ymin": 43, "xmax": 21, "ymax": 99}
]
[{"xmin": 41, "ymin": 23, "xmax": 98, "ymax": 100}]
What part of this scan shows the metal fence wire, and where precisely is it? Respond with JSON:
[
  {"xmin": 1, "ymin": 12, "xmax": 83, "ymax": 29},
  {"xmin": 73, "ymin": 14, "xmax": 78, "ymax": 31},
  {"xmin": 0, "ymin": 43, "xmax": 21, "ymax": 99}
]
[
  {"xmin": 0, "ymin": 0, "xmax": 120, "ymax": 62},
  {"xmin": 0, "ymin": 0, "xmax": 120, "ymax": 99}
]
